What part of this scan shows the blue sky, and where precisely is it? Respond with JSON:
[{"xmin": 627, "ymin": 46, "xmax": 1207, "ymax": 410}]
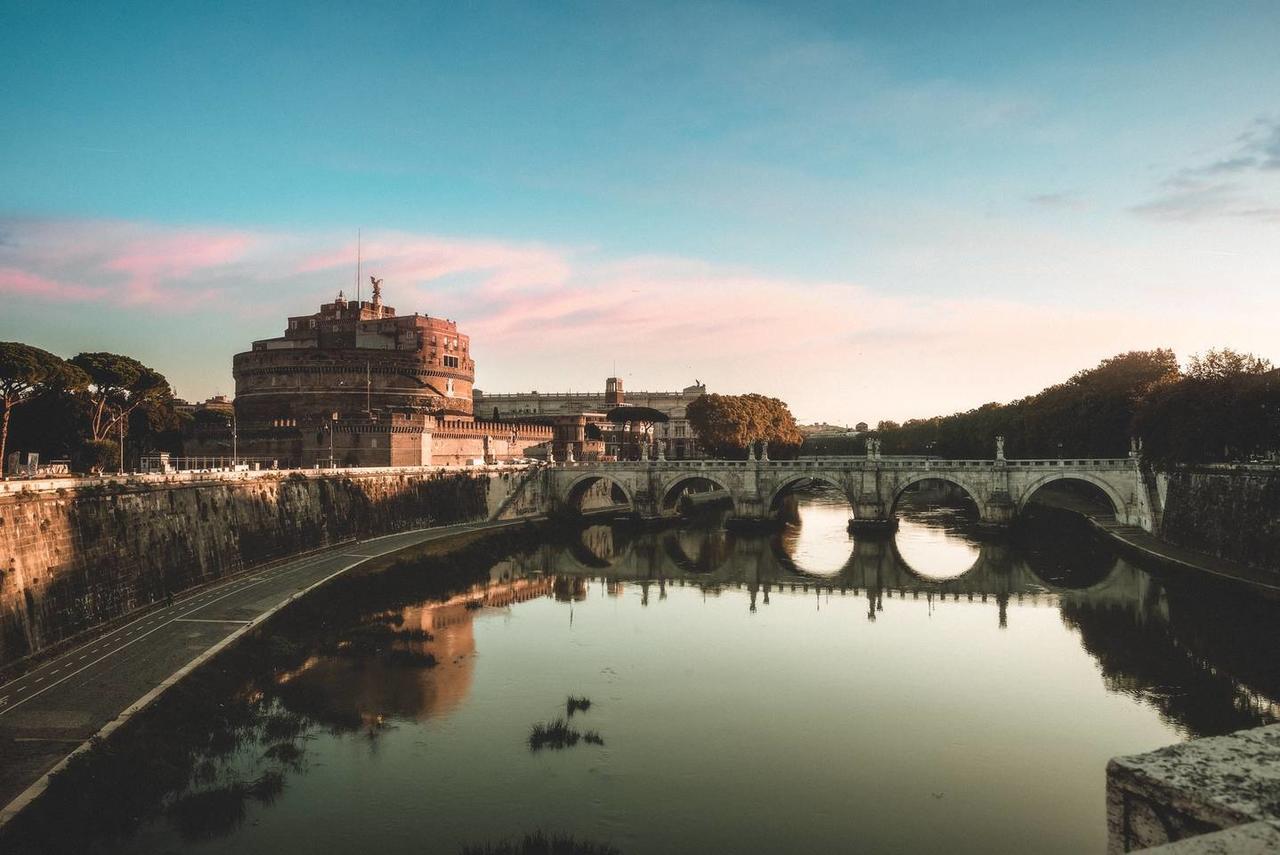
[{"xmin": 2, "ymin": 1, "xmax": 1279, "ymax": 423}]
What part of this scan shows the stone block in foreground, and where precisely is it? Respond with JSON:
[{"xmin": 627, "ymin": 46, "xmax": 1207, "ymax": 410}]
[
  {"xmin": 1107, "ymin": 724, "xmax": 1280, "ymax": 852},
  {"xmin": 1137, "ymin": 820, "xmax": 1280, "ymax": 853}
]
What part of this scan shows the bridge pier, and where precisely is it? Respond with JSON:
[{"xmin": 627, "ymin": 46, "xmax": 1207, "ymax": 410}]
[
  {"xmin": 978, "ymin": 491, "xmax": 1017, "ymax": 528},
  {"xmin": 849, "ymin": 495, "xmax": 898, "ymax": 533}
]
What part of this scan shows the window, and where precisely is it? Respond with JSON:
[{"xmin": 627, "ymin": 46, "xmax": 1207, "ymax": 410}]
[
  {"xmin": 444, "ymin": 355, "xmax": 460, "ymax": 368},
  {"xmin": 675, "ymin": 425, "xmax": 686, "ymax": 438}
]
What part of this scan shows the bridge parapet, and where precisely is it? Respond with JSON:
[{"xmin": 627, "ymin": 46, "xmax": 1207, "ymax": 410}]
[{"xmin": 551, "ymin": 457, "xmax": 1136, "ymax": 470}]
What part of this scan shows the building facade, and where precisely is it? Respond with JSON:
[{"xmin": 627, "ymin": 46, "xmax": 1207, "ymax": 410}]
[{"xmin": 474, "ymin": 378, "xmax": 707, "ymax": 459}]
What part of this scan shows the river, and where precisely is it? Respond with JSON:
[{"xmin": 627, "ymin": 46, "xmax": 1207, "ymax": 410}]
[{"xmin": 4, "ymin": 491, "xmax": 1278, "ymax": 854}]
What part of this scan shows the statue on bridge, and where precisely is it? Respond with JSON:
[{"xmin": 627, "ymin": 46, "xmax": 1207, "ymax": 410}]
[{"xmin": 996, "ymin": 435, "xmax": 1005, "ymax": 461}]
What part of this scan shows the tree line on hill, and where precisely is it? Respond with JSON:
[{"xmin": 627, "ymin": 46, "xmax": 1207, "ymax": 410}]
[
  {"xmin": 0, "ymin": 342, "xmax": 184, "ymax": 474},
  {"xmin": 802, "ymin": 348, "xmax": 1278, "ymax": 465}
]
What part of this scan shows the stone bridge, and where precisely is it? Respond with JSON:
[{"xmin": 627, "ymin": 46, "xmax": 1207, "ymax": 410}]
[{"xmin": 544, "ymin": 451, "xmax": 1155, "ymax": 531}]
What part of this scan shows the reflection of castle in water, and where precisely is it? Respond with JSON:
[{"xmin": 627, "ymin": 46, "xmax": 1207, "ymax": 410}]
[{"xmin": 277, "ymin": 576, "xmax": 555, "ymax": 726}]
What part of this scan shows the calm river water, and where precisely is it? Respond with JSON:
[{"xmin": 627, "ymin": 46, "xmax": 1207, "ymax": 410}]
[{"xmin": 7, "ymin": 492, "xmax": 1279, "ymax": 855}]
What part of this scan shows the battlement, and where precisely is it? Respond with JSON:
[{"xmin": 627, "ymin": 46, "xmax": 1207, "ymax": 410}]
[
  {"xmin": 475, "ymin": 389, "xmax": 700, "ymax": 401},
  {"xmin": 436, "ymin": 419, "xmax": 554, "ymax": 439}
]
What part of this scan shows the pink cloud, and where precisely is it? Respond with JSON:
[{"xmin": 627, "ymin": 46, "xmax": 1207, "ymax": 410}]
[
  {"xmin": 103, "ymin": 232, "xmax": 255, "ymax": 305},
  {"xmin": 293, "ymin": 235, "xmax": 571, "ymax": 294},
  {"xmin": 0, "ymin": 267, "xmax": 108, "ymax": 301}
]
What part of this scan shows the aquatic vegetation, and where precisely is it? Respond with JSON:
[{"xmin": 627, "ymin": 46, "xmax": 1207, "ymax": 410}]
[
  {"xmin": 459, "ymin": 829, "xmax": 621, "ymax": 854},
  {"xmin": 529, "ymin": 713, "xmax": 606, "ymax": 751},
  {"xmin": 261, "ymin": 713, "xmax": 308, "ymax": 743},
  {"xmin": 529, "ymin": 718, "xmax": 580, "ymax": 750},
  {"xmin": 262, "ymin": 742, "xmax": 304, "ymax": 766},
  {"xmin": 165, "ymin": 771, "xmax": 284, "ymax": 842},
  {"xmin": 565, "ymin": 695, "xmax": 592, "ymax": 717}
]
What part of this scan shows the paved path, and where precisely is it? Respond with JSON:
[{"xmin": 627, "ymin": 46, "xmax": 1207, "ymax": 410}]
[
  {"xmin": 1030, "ymin": 492, "xmax": 1280, "ymax": 595},
  {"xmin": 0, "ymin": 517, "xmax": 531, "ymax": 824}
]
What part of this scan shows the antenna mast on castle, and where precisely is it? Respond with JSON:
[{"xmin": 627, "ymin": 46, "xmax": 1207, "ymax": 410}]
[{"xmin": 355, "ymin": 229, "xmax": 362, "ymax": 305}]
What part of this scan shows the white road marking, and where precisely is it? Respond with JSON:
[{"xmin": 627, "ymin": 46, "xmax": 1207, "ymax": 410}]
[
  {"xmin": 174, "ymin": 618, "xmax": 252, "ymax": 624},
  {"xmin": 0, "ymin": 557, "xmax": 335, "ymax": 719}
]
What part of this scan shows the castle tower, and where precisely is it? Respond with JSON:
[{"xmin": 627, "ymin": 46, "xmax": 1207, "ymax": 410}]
[{"xmin": 605, "ymin": 376, "xmax": 624, "ymax": 407}]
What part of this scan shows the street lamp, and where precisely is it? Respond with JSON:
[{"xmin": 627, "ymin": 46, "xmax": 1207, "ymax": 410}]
[{"xmin": 328, "ymin": 412, "xmax": 338, "ymax": 468}]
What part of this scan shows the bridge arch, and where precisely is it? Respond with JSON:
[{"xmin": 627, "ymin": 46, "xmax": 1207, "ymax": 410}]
[
  {"xmin": 1015, "ymin": 472, "xmax": 1126, "ymax": 518},
  {"xmin": 888, "ymin": 536, "xmax": 983, "ymax": 583},
  {"xmin": 563, "ymin": 523, "xmax": 635, "ymax": 572},
  {"xmin": 661, "ymin": 528, "xmax": 735, "ymax": 575},
  {"xmin": 888, "ymin": 474, "xmax": 984, "ymax": 516},
  {"xmin": 560, "ymin": 473, "xmax": 636, "ymax": 515},
  {"xmin": 659, "ymin": 473, "xmax": 737, "ymax": 514},
  {"xmin": 886, "ymin": 512, "xmax": 985, "ymax": 582},
  {"xmin": 766, "ymin": 474, "xmax": 854, "ymax": 515}
]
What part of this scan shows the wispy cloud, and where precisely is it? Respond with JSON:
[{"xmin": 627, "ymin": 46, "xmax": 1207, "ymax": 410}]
[
  {"xmin": 1132, "ymin": 117, "xmax": 1280, "ymax": 221},
  {"xmin": 0, "ymin": 267, "xmax": 108, "ymax": 301}
]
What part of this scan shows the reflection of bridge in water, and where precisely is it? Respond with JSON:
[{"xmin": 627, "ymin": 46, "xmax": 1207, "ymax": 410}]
[
  {"xmin": 492, "ymin": 524, "xmax": 1280, "ymax": 735},
  {"xmin": 523, "ymin": 523, "xmax": 1155, "ymax": 615}
]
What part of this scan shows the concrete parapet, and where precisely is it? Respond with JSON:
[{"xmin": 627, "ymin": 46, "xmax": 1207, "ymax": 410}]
[
  {"xmin": 1137, "ymin": 821, "xmax": 1280, "ymax": 853},
  {"xmin": 1106, "ymin": 724, "xmax": 1280, "ymax": 852}
]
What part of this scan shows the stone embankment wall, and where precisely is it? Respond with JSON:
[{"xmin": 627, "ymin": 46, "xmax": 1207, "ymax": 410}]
[
  {"xmin": 1156, "ymin": 466, "xmax": 1280, "ymax": 575},
  {"xmin": 0, "ymin": 467, "xmax": 548, "ymax": 667}
]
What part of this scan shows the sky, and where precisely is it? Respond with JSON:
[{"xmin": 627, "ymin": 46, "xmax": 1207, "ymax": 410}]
[{"xmin": 2, "ymin": 1, "xmax": 1279, "ymax": 425}]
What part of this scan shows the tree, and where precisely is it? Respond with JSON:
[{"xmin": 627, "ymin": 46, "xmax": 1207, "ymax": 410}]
[
  {"xmin": 70, "ymin": 352, "xmax": 171, "ymax": 472},
  {"xmin": 0, "ymin": 342, "xmax": 88, "ymax": 474},
  {"xmin": 686, "ymin": 393, "xmax": 803, "ymax": 459},
  {"xmin": 1136, "ymin": 351, "xmax": 1279, "ymax": 464},
  {"xmin": 605, "ymin": 406, "xmax": 669, "ymax": 459},
  {"xmin": 1186, "ymin": 348, "xmax": 1273, "ymax": 380}
]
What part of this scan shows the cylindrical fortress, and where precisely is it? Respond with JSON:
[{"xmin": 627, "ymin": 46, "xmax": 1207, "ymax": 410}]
[{"xmin": 233, "ymin": 293, "xmax": 475, "ymax": 462}]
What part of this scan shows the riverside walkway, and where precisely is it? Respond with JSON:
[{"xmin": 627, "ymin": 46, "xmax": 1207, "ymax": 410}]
[
  {"xmin": 1029, "ymin": 490, "xmax": 1280, "ymax": 596},
  {"xmin": 0, "ymin": 517, "xmax": 534, "ymax": 825}
]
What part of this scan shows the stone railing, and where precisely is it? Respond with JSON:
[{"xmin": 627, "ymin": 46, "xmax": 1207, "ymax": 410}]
[
  {"xmin": 551, "ymin": 457, "xmax": 1135, "ymax": 470},
  {"xmin": 0, "ymin": 462, "xmax": 537, "ymax": 498}
]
